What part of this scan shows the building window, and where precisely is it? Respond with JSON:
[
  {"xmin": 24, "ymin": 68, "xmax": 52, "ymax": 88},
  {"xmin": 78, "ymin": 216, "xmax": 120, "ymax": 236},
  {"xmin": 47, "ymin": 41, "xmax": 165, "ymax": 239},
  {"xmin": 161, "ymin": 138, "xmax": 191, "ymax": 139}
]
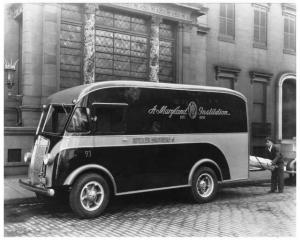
[
  {"xmin": 7, "ymin": 149, "xmax": 21, "ymax": 163},
  {"xmin": 159, "ymin": 20, "xmax": 176, "ymax": 83},
  {"xmin": 250, "ymin": 71, "xmax": 273, "ymax": 137},
  {"xmin": 95, "ymin": 8, "xmax": 149, "ymax": 81},
  {"xmin": 283, "ymin": 15, "xmax": 296, "ymax": 54},
  {"xmin": 215, "ymin": 65, "xmax": 240, "ymax": 90},
  {"xmin": 250, "ymin": 71, "xmax": 272, "ymax": 156},
  {"xmin": 282, "ymin": 79, "xmax": 296, "ymax": 139},
  {"xmin": 253, "ymin": 6, "xmax": 267, "ymax": 48},
  {"xmin": 93, "ymin": 104, "xmax": 127, "ymax": 134},
  {"xmin": 219, "ymin": 3, "xmax": 235, "ymax": 42},
  {"xmin": 250, "ymin": 71, "xmax": 272, "ymax": 123},
  {"xmin": 252, "ymin": 81, "xmax": 266, "ymax": 123}
]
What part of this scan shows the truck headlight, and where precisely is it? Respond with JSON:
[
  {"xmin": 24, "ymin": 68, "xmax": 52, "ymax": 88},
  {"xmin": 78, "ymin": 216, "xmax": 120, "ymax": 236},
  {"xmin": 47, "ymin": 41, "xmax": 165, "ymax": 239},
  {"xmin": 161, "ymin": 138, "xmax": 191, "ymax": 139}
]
[
  {"xmin": 43, "ymin": 154, "xmax": 53, "ymax": 165},
  {"xmin": 24, "ymin": 152, "xmax": 32, "ymax": 163}
]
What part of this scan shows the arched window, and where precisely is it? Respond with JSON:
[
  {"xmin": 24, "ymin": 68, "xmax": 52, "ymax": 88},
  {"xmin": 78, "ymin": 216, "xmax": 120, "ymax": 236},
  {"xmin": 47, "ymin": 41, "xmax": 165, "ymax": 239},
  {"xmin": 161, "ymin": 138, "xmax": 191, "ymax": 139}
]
[{"xmin": 277, "ymin": 74, "xmax": 296, "ymax": 141}]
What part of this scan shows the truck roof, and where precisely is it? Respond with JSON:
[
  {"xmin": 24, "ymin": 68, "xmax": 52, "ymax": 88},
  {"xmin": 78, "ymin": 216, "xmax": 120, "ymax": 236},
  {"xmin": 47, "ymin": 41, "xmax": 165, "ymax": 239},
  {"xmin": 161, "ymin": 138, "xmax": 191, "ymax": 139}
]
[{"xmin": 46, "ymin": 80, "xmax": 247, "ymax": 104}]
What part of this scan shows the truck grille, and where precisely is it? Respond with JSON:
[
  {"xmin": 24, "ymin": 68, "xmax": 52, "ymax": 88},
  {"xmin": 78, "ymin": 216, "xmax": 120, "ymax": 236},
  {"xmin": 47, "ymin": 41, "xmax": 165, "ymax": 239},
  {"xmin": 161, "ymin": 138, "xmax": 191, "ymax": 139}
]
[{"xmin": 29, "ymin": 136, "xmax": 50, "ymax": 185}]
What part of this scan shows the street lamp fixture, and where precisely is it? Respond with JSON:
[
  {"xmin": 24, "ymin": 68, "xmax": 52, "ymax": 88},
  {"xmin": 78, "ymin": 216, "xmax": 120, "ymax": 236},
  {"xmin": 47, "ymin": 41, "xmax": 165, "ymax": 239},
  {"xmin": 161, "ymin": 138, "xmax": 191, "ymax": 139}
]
[
  {"xmin": 4, "ymin": 58, "xmax": 23, "ymax": 126},
  {"xmin": 5, "ymin": 59, "xmax": 17, "ymax": 88},
  {"xmin": 4, "ymin": 59, "xmax": 22, "ymax": 97}
]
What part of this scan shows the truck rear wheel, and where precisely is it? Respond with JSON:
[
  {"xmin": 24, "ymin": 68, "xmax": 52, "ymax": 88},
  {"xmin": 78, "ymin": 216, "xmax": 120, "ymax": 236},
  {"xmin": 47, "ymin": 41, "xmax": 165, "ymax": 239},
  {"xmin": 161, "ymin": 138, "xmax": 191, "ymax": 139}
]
[
  {"xmin": 191, "ymin": 167, "xmax": 218, "ymax": 203},
  {"xmin": 69, "ymin": 173, "xmax": 110, "ymax": 218}
]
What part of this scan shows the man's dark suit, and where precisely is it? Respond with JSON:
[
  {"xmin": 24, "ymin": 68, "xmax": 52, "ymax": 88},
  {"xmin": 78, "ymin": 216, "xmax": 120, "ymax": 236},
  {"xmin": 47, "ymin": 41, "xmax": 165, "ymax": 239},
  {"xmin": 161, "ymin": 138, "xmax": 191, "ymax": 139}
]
[{"xmin": 265, "ymin": 145, "xmax": 284, "ymax": 192}]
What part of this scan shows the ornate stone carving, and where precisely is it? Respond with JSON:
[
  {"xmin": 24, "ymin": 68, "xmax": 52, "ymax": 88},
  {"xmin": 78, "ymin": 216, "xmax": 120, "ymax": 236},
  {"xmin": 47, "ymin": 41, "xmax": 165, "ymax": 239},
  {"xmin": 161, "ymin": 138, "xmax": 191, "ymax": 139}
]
[
  {"xmin": 149, "ymin": 16, "xmax": 161, "ymax": 82},
  {"xmin": 83, "ymin": 3, "xmax": 97, "ymax": 84},
  {"xmin": 111, "ymin": 3, "xmax": 192, "ymax": 22},
  {"xmin": 9, "ymin": 4, "xmax": 23, "ymax": 19}
]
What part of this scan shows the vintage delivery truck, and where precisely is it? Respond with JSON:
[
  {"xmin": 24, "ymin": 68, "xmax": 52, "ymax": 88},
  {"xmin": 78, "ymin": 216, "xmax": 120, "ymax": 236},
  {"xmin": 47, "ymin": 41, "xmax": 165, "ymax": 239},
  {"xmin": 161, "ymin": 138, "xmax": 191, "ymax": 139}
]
[{"xmin": 19, "ymin": 80, "xmax": 249, "ymax": 218}]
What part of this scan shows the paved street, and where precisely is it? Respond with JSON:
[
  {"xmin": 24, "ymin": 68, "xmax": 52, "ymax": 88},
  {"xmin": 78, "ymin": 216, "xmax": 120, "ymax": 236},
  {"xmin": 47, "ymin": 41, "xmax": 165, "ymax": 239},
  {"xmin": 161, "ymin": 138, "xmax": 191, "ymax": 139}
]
[{"xmin": 4, "ymin": 182, "xmax": 296, "ymax": 237}]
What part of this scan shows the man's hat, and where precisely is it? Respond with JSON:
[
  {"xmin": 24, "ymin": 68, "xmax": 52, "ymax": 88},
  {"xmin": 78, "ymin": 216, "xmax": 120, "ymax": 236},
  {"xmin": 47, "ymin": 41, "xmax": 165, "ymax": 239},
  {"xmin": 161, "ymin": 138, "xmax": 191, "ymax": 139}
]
[{"xmin": 265, "ymin": 136, "xmax": 273, "ymax": 142}]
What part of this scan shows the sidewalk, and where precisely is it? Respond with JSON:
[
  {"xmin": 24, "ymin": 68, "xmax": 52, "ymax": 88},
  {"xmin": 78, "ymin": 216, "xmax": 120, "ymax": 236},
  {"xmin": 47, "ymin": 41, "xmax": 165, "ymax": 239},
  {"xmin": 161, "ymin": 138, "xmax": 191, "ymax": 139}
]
[
  {"xmin": 3, "ymin": 170, "xmax": 272, "ymax": 205},
  {"xmin": 4, "ymin": 175, "xmax": 36, "ymax": 204}
]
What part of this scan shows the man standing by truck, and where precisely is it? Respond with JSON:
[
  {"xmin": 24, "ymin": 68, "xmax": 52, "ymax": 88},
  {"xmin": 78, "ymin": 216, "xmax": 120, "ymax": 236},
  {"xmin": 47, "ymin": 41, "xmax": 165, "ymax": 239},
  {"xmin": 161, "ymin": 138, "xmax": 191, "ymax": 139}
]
[{"xmin": 265, "ymin": 137, "xmax": 284, "ymax": 193}]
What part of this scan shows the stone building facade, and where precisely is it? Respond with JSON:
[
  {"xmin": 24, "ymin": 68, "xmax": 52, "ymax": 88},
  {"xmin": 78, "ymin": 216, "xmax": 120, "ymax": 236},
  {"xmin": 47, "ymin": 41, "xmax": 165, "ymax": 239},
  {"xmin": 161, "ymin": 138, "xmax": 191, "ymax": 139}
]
[
  {"xmin": 3, "ymin": 3, "xmax": 296, "ymax": 175},
  {"xmin": 204, "ymin": 3, "xmax": 296, "ymax": 158}
]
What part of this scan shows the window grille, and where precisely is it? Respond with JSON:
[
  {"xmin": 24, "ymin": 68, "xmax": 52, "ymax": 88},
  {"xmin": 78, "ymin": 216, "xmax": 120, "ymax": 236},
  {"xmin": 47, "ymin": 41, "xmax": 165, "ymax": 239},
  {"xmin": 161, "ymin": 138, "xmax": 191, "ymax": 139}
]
[
  {"xmin": 60, "ymin": 4, "xmax": 83, "ymax": 89},
  {"xmin": 95, "ymin": 9, "xmax": 149, "ymax": 81},
  {"xmin": 159, "ymin": 21, "xmax": 176, "ymax": 83}
]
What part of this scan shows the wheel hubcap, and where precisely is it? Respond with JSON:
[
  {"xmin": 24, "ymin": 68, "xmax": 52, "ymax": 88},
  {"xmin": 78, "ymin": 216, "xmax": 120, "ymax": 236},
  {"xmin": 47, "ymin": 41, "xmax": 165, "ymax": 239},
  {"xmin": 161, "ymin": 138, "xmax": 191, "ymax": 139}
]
[
  {"xmin": 80, "ymin": 181, "xmax": 104, "ymax": 211},
  {"xmin": 196, "ymin": 173, "xmax": 214, "ymax": 198}
]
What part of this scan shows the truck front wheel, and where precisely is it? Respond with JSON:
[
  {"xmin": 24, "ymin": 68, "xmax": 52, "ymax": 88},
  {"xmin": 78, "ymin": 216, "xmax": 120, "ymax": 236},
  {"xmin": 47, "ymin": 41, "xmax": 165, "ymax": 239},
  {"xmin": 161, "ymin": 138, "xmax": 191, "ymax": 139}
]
[
  {"xmin": 191, "ymin": 167, "xmax": 218, "ymax": 203},
  {"xmin": 69, "ymin": 173, "xmax": 110, "ymax": 218}
]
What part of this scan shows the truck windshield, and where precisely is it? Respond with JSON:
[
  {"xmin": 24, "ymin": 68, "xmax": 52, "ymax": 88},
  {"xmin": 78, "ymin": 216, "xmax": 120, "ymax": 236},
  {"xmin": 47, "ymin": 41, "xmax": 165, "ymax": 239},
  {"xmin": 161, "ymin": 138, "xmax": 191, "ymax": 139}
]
[{"xmin": 42, "ymin": 105, "xmax": 73, "ymax": 135}]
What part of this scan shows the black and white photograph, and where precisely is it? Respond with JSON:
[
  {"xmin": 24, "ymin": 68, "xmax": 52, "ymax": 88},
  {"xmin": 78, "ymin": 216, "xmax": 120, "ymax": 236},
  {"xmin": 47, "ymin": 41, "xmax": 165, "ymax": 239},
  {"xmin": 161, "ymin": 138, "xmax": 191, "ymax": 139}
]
[{"xmin": 2, "ymin": 1, "xmax": 297, "ymax": 237}]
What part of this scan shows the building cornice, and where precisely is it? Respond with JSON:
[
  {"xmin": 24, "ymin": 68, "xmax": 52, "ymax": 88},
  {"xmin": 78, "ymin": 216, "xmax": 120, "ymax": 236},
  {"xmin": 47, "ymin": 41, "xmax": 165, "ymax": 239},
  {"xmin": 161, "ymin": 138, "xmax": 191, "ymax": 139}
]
[
  {"xmin": 4, "ymin": 127, "xmax": 36, "ymax": 136},
  {"xmin": 99, "ymin": 3, "xmax": 203, "ymax": 23},
  {"xmin": 249, "ymin": 70, "xmax": 273, "ymax": 83},
  {"xmin": 252, "ymin": 3, "xmax": 271, "ymax": 11},
  {"xmin": 20, "ymin": 105, "xmax": 42, "ymax": 112},
  {"xmin": 215, "ymin": 65, "xmax": 241, "ymax": 81},
  {"xmin": 282, "ymin": 3, "xmax": 296, "ymax": 16},
  {"xmin": 172, "ymin": 3, "xmax": 207, "ymax": 16},
  {"xmin": 197, "ymin": 24, "xmax": 210, "ymax": 35}
]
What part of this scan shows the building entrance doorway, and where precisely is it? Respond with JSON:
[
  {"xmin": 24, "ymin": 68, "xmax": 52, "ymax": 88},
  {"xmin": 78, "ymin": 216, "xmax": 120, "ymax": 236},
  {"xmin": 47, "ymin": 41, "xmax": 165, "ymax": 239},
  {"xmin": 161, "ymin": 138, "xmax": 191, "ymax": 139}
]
[
  {"xmin": 277, "ymin": 73, "xmax": 296, "ymax": 161},
  {"xmin": 282, "ymin": 79, "xmax": 296, "ymax": 140}
]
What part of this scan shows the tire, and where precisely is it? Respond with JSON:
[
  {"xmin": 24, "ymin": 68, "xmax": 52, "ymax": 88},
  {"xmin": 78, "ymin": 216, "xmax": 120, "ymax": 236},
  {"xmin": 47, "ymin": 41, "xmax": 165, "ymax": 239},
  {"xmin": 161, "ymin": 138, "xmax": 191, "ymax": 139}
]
[
  {"xmin": 69, "ymin": 173, "xmax": 110, "ymax": 219},
  {"xmin": 191, "ymin": 167, "xmax": 218, "ymax": 203}
]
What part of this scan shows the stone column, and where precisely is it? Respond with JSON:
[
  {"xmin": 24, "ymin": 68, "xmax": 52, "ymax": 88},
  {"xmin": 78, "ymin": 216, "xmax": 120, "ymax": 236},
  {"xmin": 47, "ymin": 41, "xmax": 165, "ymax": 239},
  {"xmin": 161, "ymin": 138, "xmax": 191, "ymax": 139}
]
[
  {"xmin": 83, "ymin": 3, "xmax": 96, "ymax": 84},
  {"xmin": 21, "ymin": 4, "xmax": 44, "ymax": 127},
  {"xmin": 182, "ymin": 23, "xmax": 192, "ymax": 84},
  {"xmin": 149, "ymin": 16, "xmax": 161, "ymax": 82},
  {"xmin": 176, "ymin": 23, "xmax": 184, "ymax": 84},
  {"xmin": 41, "ymin": 4, "xmax": 59, "ymax": 104}
]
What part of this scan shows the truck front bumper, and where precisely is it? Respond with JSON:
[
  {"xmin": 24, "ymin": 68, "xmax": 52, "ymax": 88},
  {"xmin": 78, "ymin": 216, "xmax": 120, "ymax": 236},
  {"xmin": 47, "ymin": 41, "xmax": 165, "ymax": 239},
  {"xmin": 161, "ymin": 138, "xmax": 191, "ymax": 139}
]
[{"xmin": 19, "ymin": 179, "xmax": 55, "ymax": 197}]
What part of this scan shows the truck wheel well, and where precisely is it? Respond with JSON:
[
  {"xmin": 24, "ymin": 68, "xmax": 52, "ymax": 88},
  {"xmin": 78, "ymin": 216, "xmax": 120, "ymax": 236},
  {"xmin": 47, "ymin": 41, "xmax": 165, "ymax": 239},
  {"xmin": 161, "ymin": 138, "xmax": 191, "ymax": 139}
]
[
  {"xmin": 197, "ymin": 162, "xmax": 222, "ymax": 181},
  {"xmin": 71, "ymin": 169, "xmax": 116, "ymax": 196},
  {"xmin": 195, "ymin": 143, "xmax": 231, "ymax": 181}
]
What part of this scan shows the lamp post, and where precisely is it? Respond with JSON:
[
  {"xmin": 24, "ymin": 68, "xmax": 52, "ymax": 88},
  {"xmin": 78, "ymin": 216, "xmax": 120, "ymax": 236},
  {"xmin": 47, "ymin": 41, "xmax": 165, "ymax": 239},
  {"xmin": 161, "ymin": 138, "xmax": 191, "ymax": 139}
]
[{"xmin": 4, "ymin": 59, "xmax": 23, "ymax": 126}]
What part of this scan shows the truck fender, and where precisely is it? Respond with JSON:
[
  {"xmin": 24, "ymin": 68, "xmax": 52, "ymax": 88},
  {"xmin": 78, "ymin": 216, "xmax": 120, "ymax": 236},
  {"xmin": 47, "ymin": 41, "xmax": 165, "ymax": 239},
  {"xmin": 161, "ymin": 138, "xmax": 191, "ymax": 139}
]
[
  {"xmin": 188, "ymin": 158, "xmax": 223, "ymax": 185},
  {"xmin": 63, "ymin": 164, "xmax": 117, "ymax": 195}
]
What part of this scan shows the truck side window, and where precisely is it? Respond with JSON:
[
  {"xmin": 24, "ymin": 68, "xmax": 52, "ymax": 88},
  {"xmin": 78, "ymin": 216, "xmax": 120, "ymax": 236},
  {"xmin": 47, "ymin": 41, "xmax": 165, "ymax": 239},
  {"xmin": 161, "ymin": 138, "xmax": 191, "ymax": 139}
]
[
  {"xmin": 67, "ymin": 108, "xmax": 90, "ymax": 132},
  {"xmin": 94, "ymin": 106, "xmax": 127, "ymax": 134}
]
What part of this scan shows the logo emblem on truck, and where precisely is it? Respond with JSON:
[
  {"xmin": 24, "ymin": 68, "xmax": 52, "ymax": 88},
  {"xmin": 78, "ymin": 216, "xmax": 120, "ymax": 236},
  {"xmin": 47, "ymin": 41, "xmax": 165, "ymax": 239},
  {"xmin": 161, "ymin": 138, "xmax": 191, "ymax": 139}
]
[{"xmin": 187, "ymin": 101, "xmax": 198, "ymax": 119}]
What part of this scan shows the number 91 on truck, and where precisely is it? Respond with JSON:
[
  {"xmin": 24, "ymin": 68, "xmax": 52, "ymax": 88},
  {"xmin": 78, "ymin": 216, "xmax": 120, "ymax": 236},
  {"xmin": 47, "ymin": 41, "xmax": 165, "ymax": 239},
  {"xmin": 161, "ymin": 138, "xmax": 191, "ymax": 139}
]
[{"xmin": 19, "ymin": 80, "xmax": 249, "ymax": 218}]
